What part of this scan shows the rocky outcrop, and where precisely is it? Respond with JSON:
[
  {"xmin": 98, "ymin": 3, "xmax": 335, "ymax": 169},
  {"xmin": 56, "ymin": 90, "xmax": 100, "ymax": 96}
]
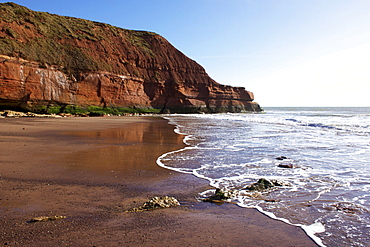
[
  {"xmin": 0, "ymin": 3, "xmax": 261, "ymax": 113},
  {"xmin": 244, "ymin": 178, "xmax": 291, "ymax": 191},
  {"xmin": 126, "ymin": 196, "xmax": 180, "ymax": 212},
  {"xmin": 202, "ymin": 188, "xmax": 238, "ymax": 204}
]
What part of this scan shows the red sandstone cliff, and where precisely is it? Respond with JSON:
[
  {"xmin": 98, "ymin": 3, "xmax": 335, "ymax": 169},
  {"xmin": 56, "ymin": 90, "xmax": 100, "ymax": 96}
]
[{"xmin": 0, "ymin": 3, "xmax": 261, "ymax": 113}]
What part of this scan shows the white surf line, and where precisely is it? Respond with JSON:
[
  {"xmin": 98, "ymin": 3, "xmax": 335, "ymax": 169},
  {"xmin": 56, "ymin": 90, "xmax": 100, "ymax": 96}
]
[
  {"xmin": 156, "ymin": 146, "xmax": 195, "ymax": 174},
  {"xmin": 244, "ymin": 203, "xmax": 326, "ymax": 247}
]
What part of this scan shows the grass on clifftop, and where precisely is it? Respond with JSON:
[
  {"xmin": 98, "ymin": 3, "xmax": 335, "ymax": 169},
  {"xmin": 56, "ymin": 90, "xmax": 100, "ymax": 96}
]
[
  {"xmin": 0, "ymin": 2, "xmax": 157, "ymax": 73},
  {"xmin": 30, "ymin": 105, "xmax": 161, "ymax": 115}
]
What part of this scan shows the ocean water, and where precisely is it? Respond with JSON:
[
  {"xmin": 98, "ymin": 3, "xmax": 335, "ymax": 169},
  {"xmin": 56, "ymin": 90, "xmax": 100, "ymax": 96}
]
[{"xmin": 157, "ymin": 107, "xmax": 370, "ymax": 247}]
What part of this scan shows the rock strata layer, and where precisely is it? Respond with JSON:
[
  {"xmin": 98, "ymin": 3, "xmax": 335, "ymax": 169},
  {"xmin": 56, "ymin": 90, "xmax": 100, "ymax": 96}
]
[{"xmin": 0, "ymin": 3, "xmax": 262, "ymax": 113}]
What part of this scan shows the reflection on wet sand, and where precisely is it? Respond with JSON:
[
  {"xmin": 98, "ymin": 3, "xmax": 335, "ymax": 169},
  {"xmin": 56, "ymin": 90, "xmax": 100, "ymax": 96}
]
[{"xmin": 59, "ymin": 121, "xmax": 185, "ymax": 175}]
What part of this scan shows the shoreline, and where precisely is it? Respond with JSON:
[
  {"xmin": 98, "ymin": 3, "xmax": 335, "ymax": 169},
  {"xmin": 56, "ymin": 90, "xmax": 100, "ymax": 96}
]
[{"xmin": 0, "ymin": 116, "xmax": 318, "ymax": 246}]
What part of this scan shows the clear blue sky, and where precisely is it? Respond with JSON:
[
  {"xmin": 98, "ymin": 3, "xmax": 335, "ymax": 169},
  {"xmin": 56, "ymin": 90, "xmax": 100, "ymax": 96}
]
[{"xmin": 2, "ymin": 0, "xmax": 370, "ymax": 107}]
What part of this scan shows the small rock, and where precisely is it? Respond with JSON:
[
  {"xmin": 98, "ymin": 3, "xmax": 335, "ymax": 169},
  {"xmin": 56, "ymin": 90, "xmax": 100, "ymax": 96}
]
[
  {"xmin": 126, "ymin": 196, "xmax": 180, "ymax": 212},
  {"xmin": 244, "ymin": 178, "xmax": 290, "ymax": 191},
  {"xmin": 276, "ymin": 156, "xmax": 288, "ymax": 160},
  {"xmin": 29, "ymin": 215, "xmax": 66, "ymax": 223},
  {"xmin": 264, "ymin": 199, "xmax": 277, "ymax": 202},
  {"xmin": 331, "ymin": 202, "xmax": 366, "ymax": 214},
  {"xmin": 278, "ymin": 163, "xmax": 294, "ymax": 168},
  {"xmin": 202, "ymin": 188, "xmax": 238, "ymax": 203}
]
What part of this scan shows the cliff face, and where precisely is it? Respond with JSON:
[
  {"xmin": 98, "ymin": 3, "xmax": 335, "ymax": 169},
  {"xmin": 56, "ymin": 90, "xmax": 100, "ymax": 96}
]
[{"xmin": 0, "ymin": 2, "xmax": 261, "ymax": 113}]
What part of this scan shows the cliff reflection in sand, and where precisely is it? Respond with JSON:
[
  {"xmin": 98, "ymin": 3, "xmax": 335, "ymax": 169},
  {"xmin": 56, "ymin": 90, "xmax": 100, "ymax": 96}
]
[{"xmin": 58, "ymin": 121, "xmax": 185, "ymax": 176}]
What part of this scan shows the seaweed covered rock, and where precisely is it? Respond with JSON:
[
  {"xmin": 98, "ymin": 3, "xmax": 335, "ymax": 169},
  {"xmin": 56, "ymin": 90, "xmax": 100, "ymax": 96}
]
[
  {"xmin": 126, "ymin": 196, "xmax": 180, "ymax": 212},
  {"xmin": 244, "ymin": 178, "xmax": 290, "ymax": 191},
  {"xmin": 202, "ymin": 188, "xmax": 238, "ymax": 203}
]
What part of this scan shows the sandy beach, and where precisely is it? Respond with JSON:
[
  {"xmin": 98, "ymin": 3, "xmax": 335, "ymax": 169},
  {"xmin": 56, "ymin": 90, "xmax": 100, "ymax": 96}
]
[{"xmin": 0, "ymin": 116, "xmax": 318, "ymax": 246}]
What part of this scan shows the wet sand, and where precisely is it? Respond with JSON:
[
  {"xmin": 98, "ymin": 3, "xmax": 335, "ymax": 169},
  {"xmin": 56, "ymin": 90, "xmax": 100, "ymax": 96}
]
[{"xmin": 0, "ymin": 116, "xmax": 318, "ymax": 246}]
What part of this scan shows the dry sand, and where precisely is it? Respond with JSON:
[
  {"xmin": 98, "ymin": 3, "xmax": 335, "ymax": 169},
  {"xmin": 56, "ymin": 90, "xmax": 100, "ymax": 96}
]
[{"xmin": 0, "ymin": 116, "xmax": 318, "ymax": 246}]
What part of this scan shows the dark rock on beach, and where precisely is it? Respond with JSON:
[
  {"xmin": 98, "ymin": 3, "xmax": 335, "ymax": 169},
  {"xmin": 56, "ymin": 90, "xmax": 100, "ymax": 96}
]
[
  {"xmin": 276, "ymin": 156, "xmax": 288, "ymax": 160},
  {"xmin": 202, "ymin": 188, "xmax": 238, "ymax": 204},
  {"xmin": 126, "ymin": 196, "xmax": 180, "ymax": 212},
  {"xmin": 277, "ymin": 163, "xmax": 294, "ymax": 168},
  {"xmin": 276, "ymin": 156, "xmax": 297, "ymax": 168},
  {"xmin": 244, "ymin": 178, "xmax": 290, "ymax": 191}
]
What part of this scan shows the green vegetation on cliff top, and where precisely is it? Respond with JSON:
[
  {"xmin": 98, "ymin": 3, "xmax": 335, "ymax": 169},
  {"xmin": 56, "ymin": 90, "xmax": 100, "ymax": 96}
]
[
  {"xmin": 0, "ymin": 103, "xmax": 161, "ymax": 115},
  {"xmin": 0, "ymin": 2, "xmax": 156, "ymax": 73},
  {"xmin": 41, "ymin": 105, "xmax": 161, "ymax": 115}
]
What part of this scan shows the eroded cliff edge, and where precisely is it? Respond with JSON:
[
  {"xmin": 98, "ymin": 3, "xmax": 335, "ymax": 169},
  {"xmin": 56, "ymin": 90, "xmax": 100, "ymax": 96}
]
[{"xmin": 0, "ymin": 2, "xmax": 262, "ymax": 113}]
